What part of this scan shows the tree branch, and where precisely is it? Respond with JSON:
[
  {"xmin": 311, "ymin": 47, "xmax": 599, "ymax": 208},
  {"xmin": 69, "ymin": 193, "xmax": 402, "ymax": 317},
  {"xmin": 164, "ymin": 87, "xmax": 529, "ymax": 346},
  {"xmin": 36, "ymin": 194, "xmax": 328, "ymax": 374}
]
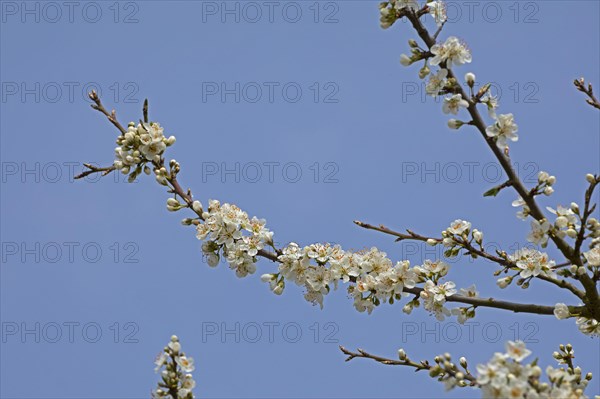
[
  {"xmin": 405, "ymin": 12, "xmax": 600, "ymax": 321},
  {"xmin": 574, "ymin": 78, "xmax": 600, "ymax": 110}
]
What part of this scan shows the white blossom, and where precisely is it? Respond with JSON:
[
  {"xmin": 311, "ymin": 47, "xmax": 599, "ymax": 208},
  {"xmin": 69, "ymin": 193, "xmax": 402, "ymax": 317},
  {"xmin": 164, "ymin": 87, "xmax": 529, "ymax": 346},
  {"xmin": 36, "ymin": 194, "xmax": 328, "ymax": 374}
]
[
  {"xmin": 430, "ymin": 36, "xmax": 472, "ymax": 68},
  {"xmin": 176, "ymin": 356, "xmax": 195, "ymax": 373},
  {"xmin": 447, "ymin": 219, "xmax": 471, "ymax": 235},
  {"xmin": 583, "ymin": 247, "xmax": 600, "ymax": 266},
  {"xmin": 505, "ymin": 340, "xmax": 531, "ymax": 362},
  {"xmin": 486, "ymin": 113, "xmax": 518, "ymax": 150},
  {"xmin": 427, "ymin": 1, "xmax": 447, "ymax": 27},
  {"xmin": 553, "ymin": 303, "xmax": 570, "ymax": 320},
  {"xmin": 426, "ymin": 68, "xmax": 448, "ymax": 96},
  {"xmin": 393, "ymin": 0, "xmax": 420, "ymax": 12},
  {"xmin": 526, "ymin": 219, "xmax": 551, "ymax": 246},
  {"xmin": 442, "ymin": 94, "xmax": 469, "ymax": 115},
  {"xmin": 508, "ymin": 248, "xmax": 556, "ymax": 279}
]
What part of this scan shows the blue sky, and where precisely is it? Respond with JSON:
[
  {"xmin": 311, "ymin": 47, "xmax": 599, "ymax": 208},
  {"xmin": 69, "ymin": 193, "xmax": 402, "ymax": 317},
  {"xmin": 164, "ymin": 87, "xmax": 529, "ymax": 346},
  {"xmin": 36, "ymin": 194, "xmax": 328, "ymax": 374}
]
[{"xmin": 1, "ymin": 1, "xmax": 599, "ymax": 398}]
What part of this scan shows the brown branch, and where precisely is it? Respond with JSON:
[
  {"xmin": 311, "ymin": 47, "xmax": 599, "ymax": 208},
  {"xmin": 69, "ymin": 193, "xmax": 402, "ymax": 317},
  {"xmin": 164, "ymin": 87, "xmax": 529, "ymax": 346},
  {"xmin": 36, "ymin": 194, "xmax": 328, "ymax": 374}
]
[
  {"xmin": 354, "ymin": 220, "xmax": 438, "ymax": 243},
  {"xmin": 574, "ymin": 176, "xmax": 599, "ymax": 259},
  {"xmin": 339, "ymin": 346, "xmax": 477, "ymax": 385},
  {"xmin": 74, "ymin": 163, "xmax": 116, "ymax": 180},
  {"xmin": 403, "ymin": 286, "xmax": 586, "ymax": 316},
  {"xmin": 88, "ymin": 90, "xmax": 127, "ymax": 135},
  {"xmin": 355, "ymin": 220, "xmax": 586, "ymax": 299},
  {"xmin": 574, "ymin": 78, "xmax": 600, "ymax": 110}
]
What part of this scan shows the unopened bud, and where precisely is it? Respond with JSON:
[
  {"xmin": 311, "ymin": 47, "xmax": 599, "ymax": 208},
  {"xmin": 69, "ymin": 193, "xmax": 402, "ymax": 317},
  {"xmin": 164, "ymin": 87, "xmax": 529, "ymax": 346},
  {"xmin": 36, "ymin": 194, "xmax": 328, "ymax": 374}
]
[
  {"xmin": 400, "ymin": 54, "xmax": 413, "ymax": 66},
  {"xmin": 586, "ymin": 174, "xmax": 595, "ymax": 183},
  {"xmin": 192, "ymin": 200, "xmax": 203, "ymax": 213},
  {"xmin": 398, "ymin": 349, "xmax": 407, "ymax": 360},
  {"xmin": 447, "ymin": 119, "xmax": 464, "ymax": 130},
  {"xmin": 464, "ymin": 72, "xmax": 476, "ymax": 87}
]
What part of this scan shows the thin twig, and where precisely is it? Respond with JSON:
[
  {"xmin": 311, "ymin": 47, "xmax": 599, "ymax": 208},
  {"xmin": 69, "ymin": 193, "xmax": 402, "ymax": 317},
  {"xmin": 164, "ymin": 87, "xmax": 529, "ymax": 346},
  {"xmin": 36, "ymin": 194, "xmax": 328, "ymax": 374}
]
[
  {"xmin": 574, "ymin": 78, "xmax": 600, "ymax": 110},
  {"xmin": 88, "ymin": 90, "xmax": 127, "ymax": 135}
]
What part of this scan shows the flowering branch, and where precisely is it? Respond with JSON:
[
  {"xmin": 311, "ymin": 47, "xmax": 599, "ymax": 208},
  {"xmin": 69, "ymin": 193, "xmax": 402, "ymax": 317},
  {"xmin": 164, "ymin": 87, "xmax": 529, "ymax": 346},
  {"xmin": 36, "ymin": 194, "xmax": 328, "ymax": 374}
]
[
  {"xmin": 342, "ymin": 340, "xmax": 594, "ymax": 396},
  {"xmin": 392, "ymin": 3, "xmax": 600, "ymax": 323},
  {"xmin": 152, "ymin": 335, "xmax": 196, "ymax": 399},
  {"xmin": 354, "ymin": 220, "xmax": 586, "ymax": 300},
  {"xmin": 340, "ymin": 345, "xmax": 477, "ymax": 388}
]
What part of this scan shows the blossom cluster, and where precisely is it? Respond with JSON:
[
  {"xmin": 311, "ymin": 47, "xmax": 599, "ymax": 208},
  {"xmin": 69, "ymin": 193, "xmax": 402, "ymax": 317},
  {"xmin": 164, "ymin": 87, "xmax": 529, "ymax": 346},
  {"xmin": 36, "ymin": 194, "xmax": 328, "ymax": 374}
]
[
  {"xmin": 476, "ymin": 341, "xmax": 594, "ymax": 399},
  {"xmin": 272, "ymin": 243, "xmax": 419, "ymax": 313},
  {"xmin": 508, "ymin": 248, "xmax": 556, "ymax": 280},
  {"xmin": 260, "ymin": 221, "xmax": 479, "ymax": 320},
  {"xmin": 152, "ymin": 335, "xmax": 196, "ymax": 399},
  {"xmin": 195, "ymin": 200, "xmax": 274, "ymax": 278},
  {"xmin": 555, "ymin": 300, "xmax": 600, "ymax": 337},
  {"xmin": 386, "ymin": 1, "xmax": 527, "ymax": 152},
  {"xmin": 114, "ymin": 122, "xmax": 176, "ymax": 183}
]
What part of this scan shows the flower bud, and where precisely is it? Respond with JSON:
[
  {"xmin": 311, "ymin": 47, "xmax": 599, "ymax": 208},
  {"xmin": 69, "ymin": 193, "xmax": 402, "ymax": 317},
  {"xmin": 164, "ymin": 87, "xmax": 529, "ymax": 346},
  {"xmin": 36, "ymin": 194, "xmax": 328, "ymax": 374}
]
[
  {"xmin": 398, "ymin": 349, "xmax": 407, "ymax": 360},
  {"xmin": 570, "ymin": 265, "xmax": 578, "ymax": 274},
  {"xmin": 273, "ymin": 281, "xmax": 285, "ymax": 295},
  {"xmin": 570, "ymin": 202, "xmax": 580, "ymax": 214},
  {"xmin": 586, "ymin": 173, "xmax": 595, "ymax": 183},
  {"xmin": 566, "ymin": 229, "xmax": 578, "ymax": 239},
  {"xmin": 464, "ymin": 72, "xmax": 476, "ymax": 87},
  {"xmin": 496, "ymin": 276, "xmax": 512, "ymax": 288},
  {"xmin": 426, "ymin": 238, "xmax": 438, "ymax": 246},
  {"xmin": 400, "ymin": 54, "xmax": 413, "ymax": 66},
  {"xmin": 538, "ymin": 171, "xmax": 549, "ymax": 183},
  {"xmin": 547, "ymin": 176, "xmax": 556, "ymax": 185},
  {"xmin": 169, "ymin": 341, "xmax": 181, "ymax": 353},
  {"xmin": 207, "ymin": 253, "xmax": 220, "ymax": 267},
  {"xmin": 447, "ymin": 119, "xmax": 464, "ymax": 129},
  {"xmin": 543, "ymin": 186, "xmax": 554, "ymax": 196},
  {"xmin": 408, "ymin": 39, "xmax": 419, "ymax": 48},
  {"xmin": 472, "ymin": 229, "xmax": 483, "ymax": 244},
  {"xmin": 555, "ymin": 216, "xmax": 568, "ymax": 229},
  {"xmin": 261, "ymin": 273, "xmax": 275, "ymax": 282},
  {"xmin": 192, "ymin": 200, "xmax": 203, "ymax": 213},
  {"xmin": 418, "ymin": 64, "xmax": 430, "ymax": 79}
]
